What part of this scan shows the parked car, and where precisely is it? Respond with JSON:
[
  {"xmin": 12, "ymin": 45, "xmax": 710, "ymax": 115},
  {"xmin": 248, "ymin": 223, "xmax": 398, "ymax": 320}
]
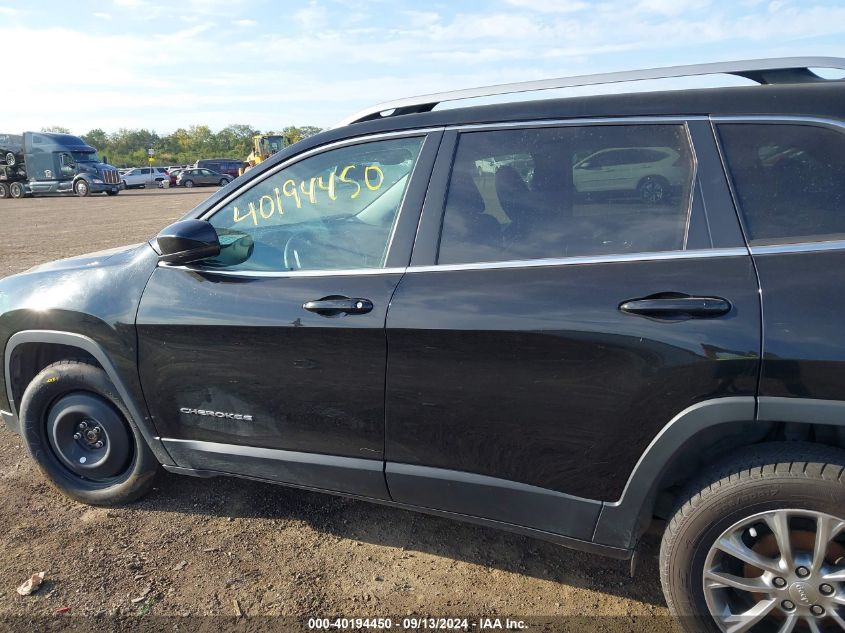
[
  {"xmin": 166, "ymin": 168, "xmax": 184, "ymax": 187},
  {"xmin": 194, "ymin": 158, "xmax": 242, "ymax": 179},
  {"xmin": 176, "ymin": 168, "xmax": 232, "ymax": 188},
  {"xmin": 121, "ymin": 167, "xmax": 169, "ymax": 189},
  {"xmin": 572, "ymin": 146, "xmax": 687, "ymax": 203},
  {"xmin": 1, "ymin": 57, "xmax": 844, "ymax": 633}
]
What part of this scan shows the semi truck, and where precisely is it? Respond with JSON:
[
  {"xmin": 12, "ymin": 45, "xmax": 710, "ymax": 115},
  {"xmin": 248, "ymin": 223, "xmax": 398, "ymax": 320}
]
[{"xmin": 0, "ymin": 131, "xmax": 121, "ymax": 199}]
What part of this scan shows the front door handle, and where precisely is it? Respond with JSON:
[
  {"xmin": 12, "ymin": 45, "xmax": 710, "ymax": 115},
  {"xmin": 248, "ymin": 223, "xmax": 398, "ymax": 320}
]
[
  {"xmin": 619, "ymin": 295, "xmax": 731, "ymax": 318},
  {"xmin": 303, "ymin": 296, "xmax": 373, "ymax": 316}
]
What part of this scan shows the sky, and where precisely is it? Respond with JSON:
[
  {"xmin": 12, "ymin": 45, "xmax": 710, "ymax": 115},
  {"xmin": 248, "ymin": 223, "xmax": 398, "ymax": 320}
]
[{"xmin": 0, "ymin": 0, "xmax": 844, "ymax": 135}]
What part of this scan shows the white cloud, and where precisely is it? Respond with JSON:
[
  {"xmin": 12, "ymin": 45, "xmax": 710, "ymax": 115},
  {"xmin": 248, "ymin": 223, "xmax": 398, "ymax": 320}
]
[
  {"xmin": 294, "ymin": 3, "xmax": 327, "ymax": 30},
  {"xmin": 0, "ymin": 6, "xmax": 18, "ymax": 14},
  {"xmin": 93, "ymin": 12, "xmax": 112, "ymax": 20},
  {"xmin": 635, "ymin": 0, "xmax": 710, "ymax": 15},
  {"xmin": 3, "ymin": 0, "xmax": 845, "ymax": 133},
  {"xmin": 503, "ymin": 0, "xmax": 589, "ymax": 13}
]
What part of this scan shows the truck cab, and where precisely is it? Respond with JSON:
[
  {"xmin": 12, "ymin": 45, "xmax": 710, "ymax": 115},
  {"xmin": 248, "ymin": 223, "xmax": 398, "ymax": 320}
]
[{"xmin": 0, "ymin": 132, "xmax": 122, "ymax": 198}]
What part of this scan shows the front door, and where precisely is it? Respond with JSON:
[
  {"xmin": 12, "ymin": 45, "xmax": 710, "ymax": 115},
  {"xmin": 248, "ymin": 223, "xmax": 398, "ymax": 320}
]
[
  {"xmin": 384, "ymin": 121, "xmax": 761, "ymax": 540},
  {"xmin": 137, "ymin": 132, "xmax": 437, "ymax": 499}
]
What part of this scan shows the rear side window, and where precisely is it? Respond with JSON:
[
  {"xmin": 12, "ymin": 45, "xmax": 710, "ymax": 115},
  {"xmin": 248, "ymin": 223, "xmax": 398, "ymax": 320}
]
[
  {"xmin": 437, "ymin": 124, "xmax": 695, "ymax": 265},
  {"xmin": 718, "ymin": 123, "xmax": 845, "ymax": 245}
]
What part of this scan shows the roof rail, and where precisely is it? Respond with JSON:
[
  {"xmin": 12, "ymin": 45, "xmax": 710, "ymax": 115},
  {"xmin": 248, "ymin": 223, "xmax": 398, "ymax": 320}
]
[{"xmin": 336, "ymin": 57, "xmax": 845, "ymax": 127}]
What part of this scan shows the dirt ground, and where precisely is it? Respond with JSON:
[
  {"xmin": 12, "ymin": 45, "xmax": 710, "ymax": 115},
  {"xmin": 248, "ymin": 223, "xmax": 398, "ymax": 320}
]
[{"xmin": 0, "ymin": 189, "xmax": 674, "ymax": 631}]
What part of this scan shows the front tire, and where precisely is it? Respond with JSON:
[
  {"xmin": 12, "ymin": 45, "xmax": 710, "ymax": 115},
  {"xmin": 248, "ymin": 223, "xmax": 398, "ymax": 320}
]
[
  {"xmin": 74, "ymin": 179, "xmax": 90, "ymax": 197},
  {"xmin": 660, "ymin": 443, "xmax": 845, "ymax": 633},
  {"xmin": 0, "ymin": 182, "xmax": 8, "ymax": 199},
  {"xmin": 637, "ymin": 175, "xmax": 669, "ymax": 204},
  {"xmin": 19, "ymin": 360, "xmax": 160, "ymax": 505},
  {"xmin": 219, "ymin": 178, "xmax": 231, "ymax": 186}
]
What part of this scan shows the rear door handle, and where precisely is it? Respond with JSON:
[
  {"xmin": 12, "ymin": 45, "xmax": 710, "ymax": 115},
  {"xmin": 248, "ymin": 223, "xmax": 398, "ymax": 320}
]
[
  {"xmin": 303, "ymin": 296, "xmax": 373, "ymax": 316},
  {"xmin": 619, "ymin": 295, "xmax": 731, "ymax": 318}
]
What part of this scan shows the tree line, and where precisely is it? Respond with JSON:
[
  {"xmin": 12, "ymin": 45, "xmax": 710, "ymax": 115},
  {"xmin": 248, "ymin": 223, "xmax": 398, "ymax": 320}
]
[{"xmin": 40, "ymin": 125, "xmax": 323, "ymax": 168}]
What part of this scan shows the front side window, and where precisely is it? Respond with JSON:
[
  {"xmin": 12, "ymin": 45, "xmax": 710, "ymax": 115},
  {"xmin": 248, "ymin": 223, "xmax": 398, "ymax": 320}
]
[
  {"xmin": 437, "ymin": 124, "xmax": 695, "ymax": 265},
  {"xmin": 718, "ymin": 123, "xmax": 845, "ymax": 245},
  {"xmin": 208, "ymin": 136, "xmax": 424, "ymax": 272}
]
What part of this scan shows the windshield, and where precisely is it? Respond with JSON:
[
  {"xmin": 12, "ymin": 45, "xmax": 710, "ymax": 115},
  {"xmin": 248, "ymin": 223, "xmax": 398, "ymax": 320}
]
[{"xmin": 72, "ymin": 151, "xmax": 100, "ymax": 163}]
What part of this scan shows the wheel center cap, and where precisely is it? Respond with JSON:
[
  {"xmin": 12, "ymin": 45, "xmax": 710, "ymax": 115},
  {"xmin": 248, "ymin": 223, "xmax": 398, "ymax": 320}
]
[{"xmin": 788, "ymin": 581, "xmax": 818, "ymax": 607}]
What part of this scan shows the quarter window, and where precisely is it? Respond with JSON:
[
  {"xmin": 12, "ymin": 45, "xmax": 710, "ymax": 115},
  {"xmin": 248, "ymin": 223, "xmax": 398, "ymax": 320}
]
[
  {"xmin": 437, "ymin": 124, "xmax": 695, "ymax": 265},
  {"xmin": 717, "ymin": 123, "xmax": 845, "ymax": 244},
  {"xmin": 208, "ymin": 136, "xmax": 424, "ymax": 272}
]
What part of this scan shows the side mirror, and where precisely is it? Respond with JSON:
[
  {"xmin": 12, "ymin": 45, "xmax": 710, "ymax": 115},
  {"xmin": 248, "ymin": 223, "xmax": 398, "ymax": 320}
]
[{"xmin": 156, "ymin": 219, "xmax": 221, "ymax": 264}]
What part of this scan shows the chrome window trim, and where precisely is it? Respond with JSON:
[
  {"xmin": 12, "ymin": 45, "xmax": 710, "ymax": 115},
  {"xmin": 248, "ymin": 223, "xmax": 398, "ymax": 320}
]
[
  {"xmin": 157, "ymin": 262, "xmax": 408, "ymax": 278},
  {"xmin": 408, "ymin": 248, "xmax": 747, "ymax": 273},
  {"xmin": 681, "ymin": 121, "xmax": 697, "ymax": 250},
  {"xmin": 446, "ymin": 115, "xmax": 708, "ymax": 132},
  {"xmin": 749, "ymin": 239, "xmax": 845, "ymax": 255},
  {"xmin": 159, "ymin": 247, "xmax": 749, "ymax": 278},
  {"xmin": 710, "ymin": 115, "xmax": 845, "ymax": 132}
]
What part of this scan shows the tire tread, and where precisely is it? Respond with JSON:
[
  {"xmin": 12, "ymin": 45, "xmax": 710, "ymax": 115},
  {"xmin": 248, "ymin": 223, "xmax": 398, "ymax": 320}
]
[{"xmin": 660, "ymin": 442, "xmax": 845, "ymax": 630}]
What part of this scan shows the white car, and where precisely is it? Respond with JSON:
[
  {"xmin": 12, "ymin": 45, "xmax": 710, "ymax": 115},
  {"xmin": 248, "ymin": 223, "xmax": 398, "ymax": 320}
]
[
  {"xmin": 120, "ymin": 167, "xmax": 169, "ymax": 189},
  {"xmin": 573, "ymin": 146, "xmax": 687, "ymax": 203}
]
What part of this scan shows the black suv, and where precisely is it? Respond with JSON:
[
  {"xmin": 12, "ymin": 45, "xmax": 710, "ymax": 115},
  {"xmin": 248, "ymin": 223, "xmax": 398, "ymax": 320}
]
[{"xmin": 2, "ymin": 58, "xmax": 844, "ymax": 632}]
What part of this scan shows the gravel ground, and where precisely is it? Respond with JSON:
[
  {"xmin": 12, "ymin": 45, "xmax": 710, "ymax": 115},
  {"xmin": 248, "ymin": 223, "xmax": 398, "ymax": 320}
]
[{"xmin": 0, "ymin": 189, "xmax": 675, "ymax": 632}]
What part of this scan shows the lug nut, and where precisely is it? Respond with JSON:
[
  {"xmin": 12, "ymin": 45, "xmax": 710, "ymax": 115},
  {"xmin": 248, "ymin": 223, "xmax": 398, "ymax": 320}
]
[
  {"xmin": 811, "ymin": 605, "xmax": 825, "ymax": 616},
  {"xmin": 73, "ymin": 432, "xmax": 81, "ymax": 440},
  {"xmin": 782, "ymin": 600, "xmax": 796, "ymax": 611},
  {"xmin": 77, "ymin": 421, "xmax": 88, "ymax": 430},
  {"xmin": 773, "ymin": 577, "xmax": 787, "ymax": 588},
  {"xmin": 820, "ymin": 583, "xmax": 835, "ymax": 596},
  {"xmin": 796, "ymin": 566, "xmax": 811, "ymax": 578},
  {"xmin": 94, "ymin": 441, "xmax": 104, "ymax": 448}
]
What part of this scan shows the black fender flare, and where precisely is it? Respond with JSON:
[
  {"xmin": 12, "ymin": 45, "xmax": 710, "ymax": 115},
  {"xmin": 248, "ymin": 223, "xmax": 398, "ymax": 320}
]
[
  {"xmin": 594, "ymin": 395, "xmax": 845, "ymax": 550},
  {"xmin": 4, "ymin": 330, "xmax": 174, "ymax": 466}
]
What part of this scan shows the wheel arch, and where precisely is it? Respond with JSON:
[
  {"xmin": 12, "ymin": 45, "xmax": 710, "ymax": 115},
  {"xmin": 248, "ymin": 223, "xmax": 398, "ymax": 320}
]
[
  {"xmin": 593, "ymin": 396, "xmax": 845, "ymax": 551},
  {"xmin": 4, "ymin": 330, "xmax": 173, "ymax": 466}
]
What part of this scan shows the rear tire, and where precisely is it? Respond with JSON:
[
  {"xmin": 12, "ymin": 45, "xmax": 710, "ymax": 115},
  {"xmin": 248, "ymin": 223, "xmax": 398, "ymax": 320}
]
[
  {"xmin": 9, "ymin": 182, "xmax": 25, "ymax": 198},
  {"xmin": 0, "ymin": 182, "xmax": 8, "ymax": 199},
  {"xmin": 183, "ymin": 179, "xmax": 194, "ymax": 188},
  {"xmin": 4, "ymin": 152, "xmax": 15, "ymax": 166},
  {"xmin": 219, "ymin": 178, "xmax": 230, "ymax": 186},
  {"xmin": 660, "ymin": 443, "xmax": 845, "ymax": 633},
  {"xmin": 19, "ymin": 360, "xmax": 160, "ymax": 505}
]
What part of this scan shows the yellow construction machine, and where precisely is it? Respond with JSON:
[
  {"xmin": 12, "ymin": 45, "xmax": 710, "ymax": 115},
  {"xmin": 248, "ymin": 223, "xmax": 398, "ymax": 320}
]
[{"xmin": 240, "ymin": 134, "xmax": 288, "ymax": 175}]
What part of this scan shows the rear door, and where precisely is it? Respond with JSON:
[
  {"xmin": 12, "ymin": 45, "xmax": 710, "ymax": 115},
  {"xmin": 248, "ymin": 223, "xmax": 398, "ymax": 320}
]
[
  {"xmin": 137, "ymin": 131, "xmax": 440, "ymax": 498},
  {"xmin": 384, "ymin": 120, "xmax": 761, "ymax": 541},
  {"xmin": 715, "ymin": 119, "xmax": 845, "ymax": 406}
]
